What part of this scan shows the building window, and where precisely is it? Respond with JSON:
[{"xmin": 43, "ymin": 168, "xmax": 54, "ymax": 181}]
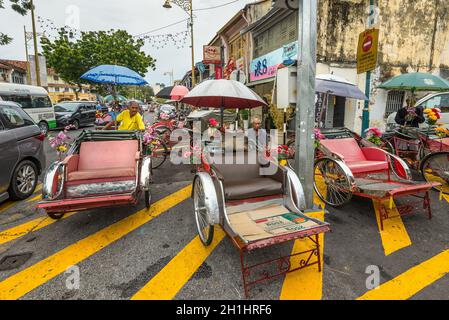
[
  {"xmin": 53, "ymin": 75, "xmax": 59, "ymax": 81},
  {"xmin": 385, "ymin": 90, "xmax": 405, "ymax": 117},
  {"xmin": 55, "ymin": 87, "xmax": 60, "ymax": 92},
  {"xmin": 12, "ymin": 71, "xmax": 25, "ymax": 84},
  {"xmin": 230, "ymin": 36, "xmax": 244, "ymax": 60},
  {"xmin": 253, "ymin": 12, "xmax": 298, "ymax": 58}
]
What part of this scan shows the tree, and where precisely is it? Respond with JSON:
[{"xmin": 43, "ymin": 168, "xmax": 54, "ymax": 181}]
[
  {"xmin": 41, "ymin": 29, "xmax": 156, "ymax": 99},
  {"xmin": 0, "ymin": 0, "xmax": 32, "ymax": 45}
]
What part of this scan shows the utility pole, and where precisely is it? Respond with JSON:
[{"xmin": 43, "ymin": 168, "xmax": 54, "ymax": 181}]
[
  {"xmin": 361, "ymin": 0, "xmax": 375, "ymax": 135},
  {"xmin": 295, "ymin": 0, "xmax": 318, "ymax": 209},
  {"xmin": 24, "ymin": 26, "xmax": 31, "ymax": 84},
  {"xmin": 30, "ymin": 0, "xmax": 41, "ymax": 86}
]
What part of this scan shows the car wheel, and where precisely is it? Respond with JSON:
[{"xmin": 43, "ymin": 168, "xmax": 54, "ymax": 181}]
[
  {"xmin": 8, "ymin": 160, "xmax": 38, "ymax": 200},
  {"xmin": 73, "ymin": 120, "xmax": 80, "ymax": 130},
  {"xmin": 38, "ymin": 121, "xmax": 49, "ymax": 135}
]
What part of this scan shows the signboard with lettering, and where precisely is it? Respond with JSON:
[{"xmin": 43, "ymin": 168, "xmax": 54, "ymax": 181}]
[
  {"xmin": 250, "ymin": 41, "xmax": 298, "ymax": 82},
  {"xmin": 203, "ymin": 46, "xmax": 222, "ymax": 65},
  {"xmin": 357, "ymin": 28, "xmax": 379, "ymax": 74}
]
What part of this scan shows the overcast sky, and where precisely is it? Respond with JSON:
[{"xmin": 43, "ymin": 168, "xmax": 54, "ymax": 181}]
[{"xmin": 0, "ymin": 0, "xmax": 256, "ymax": 86}]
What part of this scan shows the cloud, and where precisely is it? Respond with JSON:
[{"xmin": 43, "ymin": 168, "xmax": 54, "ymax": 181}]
[{"xmin": 1, "ymin": 0, "xmax": 255, "ymax": 86}]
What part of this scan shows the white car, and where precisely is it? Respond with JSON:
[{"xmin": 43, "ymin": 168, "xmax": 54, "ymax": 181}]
[{"xmin": 387, "ymin": 92, "xmax": 449, "ymax": 130}]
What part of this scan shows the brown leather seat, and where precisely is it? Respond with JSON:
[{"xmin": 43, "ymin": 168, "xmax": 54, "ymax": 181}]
[{"xmin": 211, "ymin": 154, "xmax": 284, "ymax": 201}]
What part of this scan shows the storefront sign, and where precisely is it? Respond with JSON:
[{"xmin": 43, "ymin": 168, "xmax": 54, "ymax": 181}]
[
  {"xmin": 203, "ymin": 45, "xmax": 222, "ymax": 65},
  {"xmin": 357, "ymin": 28, "xmax": 379, "ymax": 74},
  {"xmin": 250, "ymin": 41, "xmax": 298, "ymax": 82}
]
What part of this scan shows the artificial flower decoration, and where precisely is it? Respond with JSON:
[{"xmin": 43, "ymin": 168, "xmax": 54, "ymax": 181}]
[
  {"xmin": 314, "ymin": 128, "xmax": 325, "ymax": 148},
  {"xmin": 208, "ymin": 118, "xmax": 219, "ymax": 129},
  {"xmin": 424, "ymin": 108, "xmax": 442, "ymax": 126},
  {"xmin": 48, "ymin": 125, "xmax": 75, "ymax": 160},
  {"xmin": 435, "ymin": 126, "xmax": 449, "ymax": 138},
  {"xmin": 365, "ymin": 127, "xmax": 383, "ymax": 146}
]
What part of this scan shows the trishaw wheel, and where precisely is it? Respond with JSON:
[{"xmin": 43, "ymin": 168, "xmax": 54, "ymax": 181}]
[
  {"xmin": 420, "ymin": 152, "xmax": 449, "ymax": 194},
  {"xmin": 149, "ymin": 138, "xmax": 168, "ymax": 169},
  {"xmin": 145, "ymin": 190, "xmax": 151, "ymax": 209},
  {"xmin": 314, "ymin": 158, "xmax": 353, "ymax": 207},
  {"xmin": 47, "ymin": 212, "xmax": 65, "ymax": 220},
  {"xmin": 193, "ymin": 177, "xmax": 214, "ymax": 246}
]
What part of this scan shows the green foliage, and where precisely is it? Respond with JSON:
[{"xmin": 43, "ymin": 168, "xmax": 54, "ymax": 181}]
[
  {"xmin": 41, "ymin": 29, "xmax": 156, "ymax": 96},
  {"xmin": 0, "ymin": 0, "xmax": 32, "ymax": 45}
]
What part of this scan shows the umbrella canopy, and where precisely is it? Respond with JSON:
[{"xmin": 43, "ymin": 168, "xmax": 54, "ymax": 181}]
[
  {"xmin": 155, "ymin": 85, "xmax": 190, "ymax": 101},
  {"xmin": 81, "ymin": 65, "xmax": 148, "ymax": 86},
  {"xmin": 103, "ymin": 94, "xmax": 128, "ymax": 103},
  {"xmin": 316, "ymin": 74, "xmax": 368, "ymax": 100},
  {"xmin": 378, "ymin": 72, "xmax": 449, "ymax": 92},
  {"xmin": 180, "ymin": 79, "xmax": 267, "ymax": 109}
]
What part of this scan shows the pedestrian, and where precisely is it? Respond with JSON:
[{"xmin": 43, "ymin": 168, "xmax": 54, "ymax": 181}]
[
  {"xmin": 247, "ymin": 117, "xmax": 268, "ymax": 151},
  {"xmin": 102, "ymin": 101, "xmax": 145, "ymax": 131},
  {"xmin": 395, "ymin": 98, "xmax": 425, "ymax": 128}
]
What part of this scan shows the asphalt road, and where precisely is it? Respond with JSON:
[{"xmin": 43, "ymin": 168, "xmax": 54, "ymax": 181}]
[{"xmin": 0, "ymin": 113, "xmax": 448, "ymax": 300}]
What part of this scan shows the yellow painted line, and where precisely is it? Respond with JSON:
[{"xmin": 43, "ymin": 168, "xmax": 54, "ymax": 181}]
[
  {"xmin": 0, "ymin": 185, "xmax": 192, "ymax": 300},
  {"xmin": 0, "ymin": 202, "xmax": 16, "ymax": 214},
  {"xmin": 279, "ymin": 210, "xmax": 325, "ymax": 300},
  {"xmin": 132, "ymin": 226, "xmax": 225, "ymax": 300},
  {"xmin": 358, "ymin": 249, "xmax": 449, "ymax": 300},
  {"xmin": 373, "ymin": 200, "xmax": 412, "ymax": 256},
  {"xmin": 0, "ymin": 212, "xmax": 77, "ymax": 246},
  {"xmin": 26, "ymin": 194, "xmax": 42, "ymax": 203}
]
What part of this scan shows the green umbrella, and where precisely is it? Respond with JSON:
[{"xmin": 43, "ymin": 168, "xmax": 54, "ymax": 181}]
[
  {"xmin": 103, "ymin": 94, "xmax": 128, "ymax": 103},
  {"xmin": 378, "ymin": 72, "xmax": 449, "ymax": 92}
]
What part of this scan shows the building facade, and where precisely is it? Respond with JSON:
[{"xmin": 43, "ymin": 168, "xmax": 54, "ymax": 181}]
[
  {"xmin": 0, "ymin": 60, "xmax": 28, "ymax": 85},
  {"xmin": 46, "ymin": 68, "xmax": 95, "ymax": 103}
]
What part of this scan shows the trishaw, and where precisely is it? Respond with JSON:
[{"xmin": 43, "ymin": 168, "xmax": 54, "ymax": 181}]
[
  {"xmin": 38, "ymin": 130, "xmax": 153, "ymax": 219},
  {"xmin": 181, "ymin": 79, "xmax": 331, "ymax": 298},
  {"xmin": 381, "ymin": 126, "xmax": 449, "ymax": 194},
  {"xmin": 313, "ymin": 128, "xmax": 441, "ymax": 230}
]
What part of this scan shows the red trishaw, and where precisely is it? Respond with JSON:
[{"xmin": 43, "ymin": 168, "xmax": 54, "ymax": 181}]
[
  {"xmin": 313, "ymin": 128, "xmax": 441, "ymax": 230},
  {"xmin": 38, "ymin": 131, "xmax": 153, "ymax": 219}
]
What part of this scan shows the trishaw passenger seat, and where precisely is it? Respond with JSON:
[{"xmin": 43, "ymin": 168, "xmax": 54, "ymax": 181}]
[
  {"xmin": 67, "ymin": 140, "xmax": 139, "ymax": 182},
  {"xmin": 212, "ymin": 154, "xmax": 284, "ymax": 201},
  {"xmin": 320, "ymin": 138, "xmax": 389, "ymax": 175}
]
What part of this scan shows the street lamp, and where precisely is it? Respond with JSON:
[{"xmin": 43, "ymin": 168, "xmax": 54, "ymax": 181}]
[{"xmin": 162, "ymin": 0, "xmax": 196, "ymax": 87}]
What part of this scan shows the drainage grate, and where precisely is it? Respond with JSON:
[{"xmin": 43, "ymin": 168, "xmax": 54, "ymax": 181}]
[{"xmin": 0, "ymin": 252, "xmax": 33, "ymax": 271}]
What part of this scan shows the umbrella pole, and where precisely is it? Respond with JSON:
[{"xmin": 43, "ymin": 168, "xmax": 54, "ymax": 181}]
[{"xmin": 221, "ymin": 96, "xmax": 224, "ymax": 130}]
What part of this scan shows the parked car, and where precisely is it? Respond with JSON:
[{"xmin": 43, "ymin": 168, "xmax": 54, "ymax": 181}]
[
  {"xmin": 156, "ymin": 104, "xmax": 176, "ymax": 120},
  {"xmin": 0, "ymin": 101, "xmax": 46, "ymax": 202},
  {"xmin": 54, "ymin": 101, "xmax": 97, "ymax": 130},
  {"xmin": 387, "ymin": 92, "xmax": 449, "ymax": 130}
]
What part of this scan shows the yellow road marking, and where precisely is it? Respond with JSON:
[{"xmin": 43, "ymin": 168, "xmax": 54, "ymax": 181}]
[
  {"xmin": 0, "ymin": 185, "xmax": 192, "ymax": 300},
  {"xmin": 0, "ymin": 212, "xmax": 77, "ymax": 246},
  {"xmin": 357, "ymin": 249, "xmax": 449, "ymax": 300},
  {"xmin": 26, "ymin": 194, "xmax": 42, "ymax": 203},
  {"xmin": 373, "ymin": 200, "xmax": 412, "ymax": 256},
  {"xmin": 131, "ymin": 226, "xmax": 225, "ymax": 300},
  {"xmin": 279, "ymin": 210, "xmax": 325, "ymax": 300},
  {"xmin": 0, "ymin": 202, "xmax": 15, "ymax": 214}
]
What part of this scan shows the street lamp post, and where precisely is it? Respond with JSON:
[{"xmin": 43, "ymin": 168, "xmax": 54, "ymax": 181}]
[
  {"xmin": 30, "ymin": 0, "xmax": 41, "ymax": 86},
  {"xmin": 163, "ymin": 0, "xmax": 196, "ymax": 87}
]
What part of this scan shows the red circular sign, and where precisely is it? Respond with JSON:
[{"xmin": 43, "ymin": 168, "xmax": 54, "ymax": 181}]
[{"xmin": 363, "ymin": 35, "xmax": 373, "ymax": 53}]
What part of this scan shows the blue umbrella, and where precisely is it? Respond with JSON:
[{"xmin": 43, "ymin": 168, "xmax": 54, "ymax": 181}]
[{"xmin": 81, "ymin": 65, "xmax": 148, "ymax": 86}]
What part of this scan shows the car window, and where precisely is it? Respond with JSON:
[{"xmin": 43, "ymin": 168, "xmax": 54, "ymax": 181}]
[
  {"xmin": 0, "ymin": 95, "xmax": 33, "ymax": 109},
  {"xmin": 420, "ymin": 94, "xmax": 449, "ymax": 111},
  {"xmin": 55, "ymin": 103, "xmax": 79, "ymax": 112},
  {"xmin": 33, "ymin": 96, "xmax": 52, "ymax": 109},
  {"xmin": 0, "ymin": 105, "xmax": 35, "ymax": 129}
]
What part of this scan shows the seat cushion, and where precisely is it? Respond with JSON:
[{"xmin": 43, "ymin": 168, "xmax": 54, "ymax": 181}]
[
  {"xmin": 346, "ymin": 161, "xmax": 389, "ymax": 174},
  {"xmin": 68, "ymin": 167, "xmax": 136, "ymax": 182},
  {"xmin": 224, "ymin": 177, "xmax": 283, "ymax": 201},
  {"xmin": 320, "ymin": 138, "xmax": 366, "ymax": 161},
  {"xmin": 78, "ymin": 140, "xmax": 139, "ymax": 171}
]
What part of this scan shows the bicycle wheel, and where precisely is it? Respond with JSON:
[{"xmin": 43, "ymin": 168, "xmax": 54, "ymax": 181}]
[
  {"xmin": 148, "ymin": 138, "xmax": 169, "ymax": 169},
  {"xmin": 420, "ymin": 151, "xmax": 449, "ymax": 194}
]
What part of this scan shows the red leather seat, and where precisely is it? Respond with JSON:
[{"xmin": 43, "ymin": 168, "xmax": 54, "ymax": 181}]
[
  {"xmin": 65, "ymin": 140, "xmax": 138, "ymax": 182},
  {"xmin": 320, "ymin": 138, "xmax": 389, "ymax": 174}
]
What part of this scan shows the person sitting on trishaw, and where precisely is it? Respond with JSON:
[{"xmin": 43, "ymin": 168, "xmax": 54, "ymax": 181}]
[{"xmin": 102, "ymin": 101, "xmax": 145, "ymax": 131}]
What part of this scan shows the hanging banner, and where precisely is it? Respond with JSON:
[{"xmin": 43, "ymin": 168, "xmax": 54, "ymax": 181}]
[
  {"xmin": 250, "ymin": 41, "xmax": 298, "ymax": 82},
  {"xmin": 28, "ymin": 55, "xmax": 48, "ymax": 87},
  {"xmin": 357, "ymin": 28, "xmax": 379, "ymax": 74},
  {"xmin": 203, "ymin": 46, "xmax": 222, "ymax": 65}
]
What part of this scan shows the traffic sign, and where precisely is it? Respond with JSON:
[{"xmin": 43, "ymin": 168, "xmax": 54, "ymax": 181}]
[{"xmin": 357, "ymin": 28, "xmax": 379, "ymax": 74}]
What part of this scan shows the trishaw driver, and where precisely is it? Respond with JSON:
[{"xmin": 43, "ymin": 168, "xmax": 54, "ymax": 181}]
[{"xmin": 102, "ymin": 101, "xmax": 145, "ymax": 131}]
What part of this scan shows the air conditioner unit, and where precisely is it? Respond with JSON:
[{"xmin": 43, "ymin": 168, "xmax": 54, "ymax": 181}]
[
  {"xmin": 274, "ymin": 0, "xmax": 299, "ymax": 10},
  {"xmin": 276, "ymin": 66, "xmax": 297, "ymax": 109}
]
